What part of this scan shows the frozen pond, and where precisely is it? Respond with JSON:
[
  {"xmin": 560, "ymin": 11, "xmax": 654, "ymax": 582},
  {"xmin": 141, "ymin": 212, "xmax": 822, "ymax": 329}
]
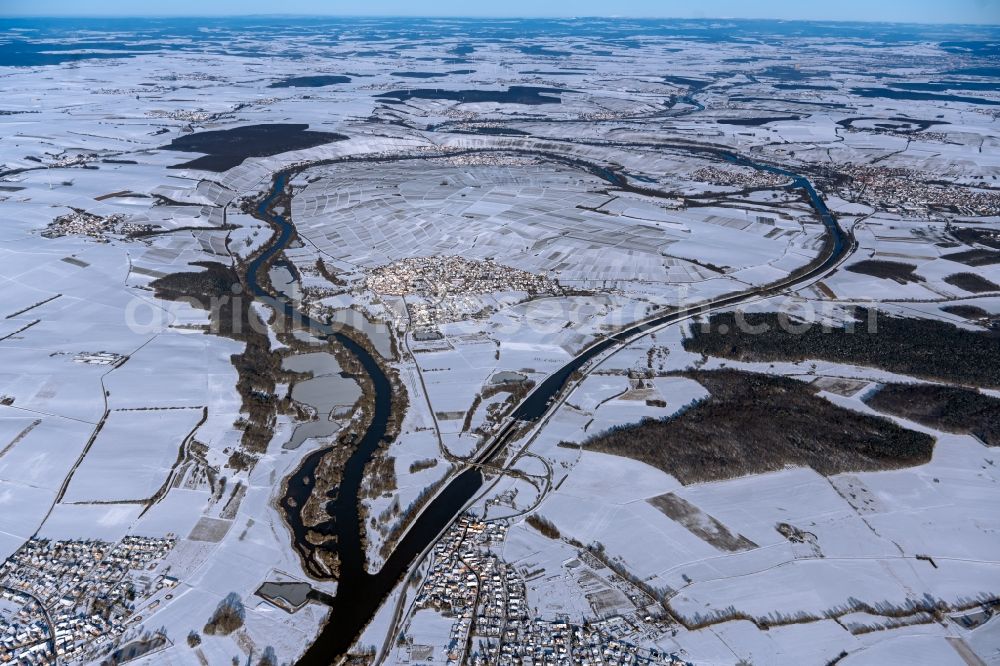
[
  {"xmin": 268, "ymin": 264, "xmax": 299, "ymax": 300},
  {"xmin": 282, "ymin": 352, "xmax": 361, "ymax": 450},
  {"xmin": 491, "ymin": 370, "xmax": 528, "ymax": 384},
  {"xmin": 257, "ymin": 581, "xmax": 313, "ymax": 610}
]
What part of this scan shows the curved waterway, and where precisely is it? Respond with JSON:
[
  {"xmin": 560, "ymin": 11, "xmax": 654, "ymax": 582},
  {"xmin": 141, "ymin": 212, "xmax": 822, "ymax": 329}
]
[
  {"xmin": 248, "ymin": 145, "xmax": 849, "ymax": 663},
  {"xmin": 249, "ymin": 173, "xmax": 486, "ymax": 663}
]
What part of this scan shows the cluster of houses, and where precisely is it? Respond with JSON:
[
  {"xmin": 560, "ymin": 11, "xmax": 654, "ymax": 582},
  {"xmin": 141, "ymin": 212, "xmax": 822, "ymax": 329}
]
[
  {"xmin": 0, "ymin": 536, "xmax": 175, "ymax": 665},
  {"xmin": 411, "ymin": 516, "xmax": 684, "ymax": 666},
  {"xmin": 843, "ymin": 165, "xmax": 1000, "ymax": 217},
  {"xmin": 46, "ymin": 154, "xmax": 94, "ymax": 169},
  {"xmin": 0, "ymin": 589, "xmax": 52, "ymax": 664},
  {"xmin": 442, "ymin": 152, "xmax": 541, "ymax": 168},
  {"xmin": 413, "ymin": 517, "xmax": 506, "ymax": 663},
  {"xmin": 403, "ymin": 293, "xmax": 484, "ymax": 331},
  {"xmin": 73, "ymin": 351, "xmax": 128, "ymax": 366},
  {"xmin": 692, "ymin": 165, "xmax": 788, "ymax": 189},
  {"xmin": 367, "ymin": 255, "xmax": 558, "ymax": 299},
  {"xmin": 477, "ymin": 617, "xmax": 685, "ymax": 666},
  {"xmin": 367, "ymin": 255, "xmax": 558, "ymax": 330},
  {"xmin": 146, "ymin": 108, "xmax": 219, "ymax": 122},
  {"xmin": 42, "ymin": 210, "xmax": 153, "ymax": 240}
]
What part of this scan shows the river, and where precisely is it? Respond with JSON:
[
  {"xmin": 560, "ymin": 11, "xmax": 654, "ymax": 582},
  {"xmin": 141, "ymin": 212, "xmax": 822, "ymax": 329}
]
[{"xmin": 245, "ymin": 143, "xmax": 849, "ymax": 664}]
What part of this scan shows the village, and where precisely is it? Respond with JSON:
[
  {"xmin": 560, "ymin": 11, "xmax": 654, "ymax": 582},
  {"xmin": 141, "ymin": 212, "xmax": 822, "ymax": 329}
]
[
  {"xmin": 366, "ymin": 255, "xmax": 561, "ymax": 330},
  {"xmin": 366, "ymin": 256, "xmax": 560, "ymax": 299},
  {"xmin": 842, "ymin": 165, "xmax": 1000, "ymax": 217},
  {"xmin": 691, "ymin": 165, "xmax": 789, "ymax": 189},
  {"xmin": 0, "ymin": 536, "xmax": 176, "ymax": 665},
  {"xmin": 41, "ymin": 210, "xmax": 153, "ymax": 240},
  {"xmin": 404, "ymin": 516, "xmax": 686, "ymax": 666}
]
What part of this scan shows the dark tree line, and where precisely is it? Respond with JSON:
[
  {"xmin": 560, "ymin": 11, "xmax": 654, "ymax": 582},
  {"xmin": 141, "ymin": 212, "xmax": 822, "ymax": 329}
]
[
  {"xmin": 943, "ymin": 272, "xmax": 999, "ymax": 293},
  {"xmin": 585, "ymin": 370, "xmax": 934, "ymax": 484},
  {"xmin": 845, "ymin": 260, "xmax": 923, "ymax": 283},
  {"xmin": 525, "ymin": 514, "xmax": 560, "ymax": 539},
  {"xmin": 153, "ymin": 262, "xmax": 286, "ymax": 466},
  {"xmin": 684, "ymin": 308, "xmax": 1000, "ymax": 388},
  {"xmin": 866, "ymin": 383, "xmax": 1000, "ymax": 446}
]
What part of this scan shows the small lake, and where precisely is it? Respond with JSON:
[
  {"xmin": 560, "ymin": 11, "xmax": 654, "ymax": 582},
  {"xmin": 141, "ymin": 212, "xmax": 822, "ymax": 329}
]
[
  {"xmin": 491, "ymin": 371, "xmax": 528, "ymax": 384},
  {"xmin": 282, "ymin": 352, "xmax": 361, "ymax": 450},
  {"xmin": 268, "ymin": 264, "xmax": 299, "ymax": 301},
  {"xmin": 257, "ymin": 581, "xmax": 313, "ymax": 610}
]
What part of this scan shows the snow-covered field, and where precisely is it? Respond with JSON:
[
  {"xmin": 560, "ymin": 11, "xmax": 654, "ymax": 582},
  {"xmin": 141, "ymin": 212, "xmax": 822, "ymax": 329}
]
[
  {"xmin": 0, "ymin": 15, "xmax": 998, "ymax": 666},
  {"xmin": 63, "ymin": 408, "xmax": 204, "ymax": 503}
]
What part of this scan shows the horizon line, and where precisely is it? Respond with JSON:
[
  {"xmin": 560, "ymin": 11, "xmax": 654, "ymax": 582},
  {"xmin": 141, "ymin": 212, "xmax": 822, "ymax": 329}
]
[{"xmin": 0, "ymin": 14, "xmax": 998, "ymax": 26}]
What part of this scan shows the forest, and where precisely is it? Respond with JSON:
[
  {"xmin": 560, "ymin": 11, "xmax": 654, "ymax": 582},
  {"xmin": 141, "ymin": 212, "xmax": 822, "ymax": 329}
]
[
  {"xmin": 683, "ymin": 308, "xmax": 1000, "ymax": 388},
  {"xmin": 585, "ymin": 370, "xmax": 934, "ymax": 484},
  {"xmin": 865, "ymin": 383, "xmax": 1000, "ymax": 446}
]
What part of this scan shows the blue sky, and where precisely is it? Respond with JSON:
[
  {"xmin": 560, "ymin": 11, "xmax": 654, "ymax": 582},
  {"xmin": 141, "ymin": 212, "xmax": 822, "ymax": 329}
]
[{"xmin": 1, "ymin": 0, "xmax": 999, "ymax": 24}]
